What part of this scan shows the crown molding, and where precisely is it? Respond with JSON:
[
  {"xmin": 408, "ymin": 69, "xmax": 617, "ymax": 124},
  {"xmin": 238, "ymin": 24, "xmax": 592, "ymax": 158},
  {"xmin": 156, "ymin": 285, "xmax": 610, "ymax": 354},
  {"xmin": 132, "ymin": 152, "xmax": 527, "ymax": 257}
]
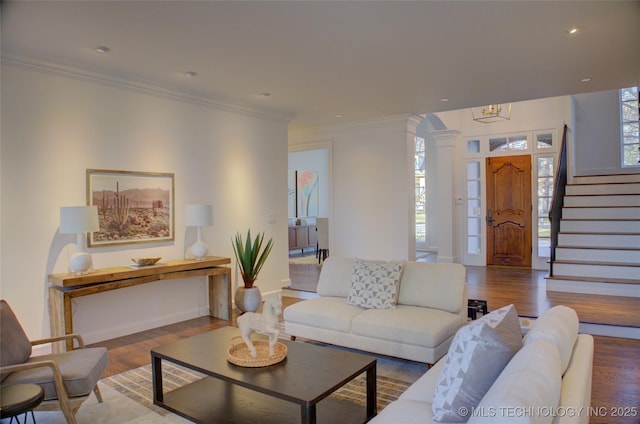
[{"xmin": 2, "ymin": 55, "xmax": 294, "ymax": 123}]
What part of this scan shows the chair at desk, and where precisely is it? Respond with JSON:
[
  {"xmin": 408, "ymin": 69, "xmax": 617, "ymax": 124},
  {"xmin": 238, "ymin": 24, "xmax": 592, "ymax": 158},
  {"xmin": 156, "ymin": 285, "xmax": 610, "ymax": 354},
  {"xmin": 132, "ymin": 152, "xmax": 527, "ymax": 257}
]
[{"xmin": 316, "ymin": 217, "xmax": 329, "ymax": 263}]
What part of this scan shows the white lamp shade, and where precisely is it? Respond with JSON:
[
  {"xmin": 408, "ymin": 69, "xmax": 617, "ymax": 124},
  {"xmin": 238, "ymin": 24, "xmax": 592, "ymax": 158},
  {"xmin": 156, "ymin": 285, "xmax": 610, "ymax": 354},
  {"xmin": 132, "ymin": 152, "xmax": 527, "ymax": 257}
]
[
  {"xmin": 60, "ymin": 206, "xmax": 100, "ymax": 234},
  {"xmin": 185, "ymin": 204, "xmax": 213, "ymax": 227}
]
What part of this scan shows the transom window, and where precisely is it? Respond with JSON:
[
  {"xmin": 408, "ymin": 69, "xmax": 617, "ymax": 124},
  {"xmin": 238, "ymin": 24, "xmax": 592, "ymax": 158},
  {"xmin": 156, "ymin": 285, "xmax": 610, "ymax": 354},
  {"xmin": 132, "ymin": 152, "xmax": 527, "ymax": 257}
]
[{"xmin": 489, "ymin": 135, "xmax": 528, "ymax": 152}]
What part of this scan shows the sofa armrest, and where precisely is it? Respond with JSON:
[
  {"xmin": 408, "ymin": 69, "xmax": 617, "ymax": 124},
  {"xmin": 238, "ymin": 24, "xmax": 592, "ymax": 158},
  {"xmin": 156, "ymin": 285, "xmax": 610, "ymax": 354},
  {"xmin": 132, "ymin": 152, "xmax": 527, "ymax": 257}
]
[
  {"xmin": 399, "ymin": 354, "xmax": 448, "ymax": 403},
  {"xmin": 552, "ymin": 334, "xmax": 594, "ymax": 424}
]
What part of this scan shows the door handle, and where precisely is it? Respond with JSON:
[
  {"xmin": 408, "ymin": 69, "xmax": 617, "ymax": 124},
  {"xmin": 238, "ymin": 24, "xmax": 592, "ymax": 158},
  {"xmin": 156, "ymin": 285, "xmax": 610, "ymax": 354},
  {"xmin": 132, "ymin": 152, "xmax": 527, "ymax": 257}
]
[{"xmin": 487, "ymin": 210, "xmax": 493, "ymax": 226}]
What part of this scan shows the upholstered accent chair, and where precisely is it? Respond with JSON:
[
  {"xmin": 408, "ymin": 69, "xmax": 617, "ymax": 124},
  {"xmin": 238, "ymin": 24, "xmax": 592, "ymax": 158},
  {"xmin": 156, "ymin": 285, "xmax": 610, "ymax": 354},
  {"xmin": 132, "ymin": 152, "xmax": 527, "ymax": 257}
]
[{"xmin": 0, "ymin": 300, "xmax": 108, "ymax": 424}]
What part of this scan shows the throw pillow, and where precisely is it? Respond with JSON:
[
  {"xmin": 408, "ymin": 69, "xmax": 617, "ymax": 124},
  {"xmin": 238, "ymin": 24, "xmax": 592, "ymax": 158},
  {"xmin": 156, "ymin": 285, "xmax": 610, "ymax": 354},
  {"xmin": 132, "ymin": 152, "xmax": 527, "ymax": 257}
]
[
  {"xmin": 346, "ymin": 259, "xmax": 404, "ymax": 309},
  {"xmin": 432, "ymin": 304, "xmax": 521, "ymax": 423}
]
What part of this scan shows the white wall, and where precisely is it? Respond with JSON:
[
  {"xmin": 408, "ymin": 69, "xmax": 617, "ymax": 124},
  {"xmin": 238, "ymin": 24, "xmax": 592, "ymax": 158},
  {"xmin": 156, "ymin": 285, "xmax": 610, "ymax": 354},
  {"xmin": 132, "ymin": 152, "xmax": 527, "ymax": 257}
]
[
  {"xmin": 573, "ymin": 89, "xmax": 639, "ymax": 176},
  {"xmin": 289, "ymin": 115, "xmax": 419, "ymax": 261},
  {"xmin": 0, "ymin": 64, "xmax": 290, "ymax": 343}
]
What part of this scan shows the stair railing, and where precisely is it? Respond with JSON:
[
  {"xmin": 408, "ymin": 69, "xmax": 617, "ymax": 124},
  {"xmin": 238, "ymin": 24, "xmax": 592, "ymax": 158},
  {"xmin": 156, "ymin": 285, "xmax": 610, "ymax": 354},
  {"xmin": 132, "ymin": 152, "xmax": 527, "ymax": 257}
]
[{"xmin": 548, "ymin": 124, "xmax": 569, "ymax": 276}]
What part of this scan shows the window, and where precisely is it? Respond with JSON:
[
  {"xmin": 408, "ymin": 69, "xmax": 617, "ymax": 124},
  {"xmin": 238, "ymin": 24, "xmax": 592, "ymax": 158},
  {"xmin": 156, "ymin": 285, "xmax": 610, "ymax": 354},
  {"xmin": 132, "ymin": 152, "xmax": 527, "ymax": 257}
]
[
  {"xmin": 536, "ymin": 132, "xmax": 553, "ymax": 149},
  {"xmin": 415, "ymin": 136, "xmax": 426, "ymax": 245},
  {"xmin": 489, "ymin": 135, "xmax": 528, "ymax": 152},
  {"xmin": 466, "ymin": 162, "xmax": 482, "ymax": 255},
  {"xmin": 537, "ymin": 157, "xmax": 554, "ymax": 257},
  {"xmin": 467, "ymin": 139, "xmax": 480, "ymax": 154},
  {"xmin": 620, "ymin": 86, "xmax": 639, "ymax": 167}
]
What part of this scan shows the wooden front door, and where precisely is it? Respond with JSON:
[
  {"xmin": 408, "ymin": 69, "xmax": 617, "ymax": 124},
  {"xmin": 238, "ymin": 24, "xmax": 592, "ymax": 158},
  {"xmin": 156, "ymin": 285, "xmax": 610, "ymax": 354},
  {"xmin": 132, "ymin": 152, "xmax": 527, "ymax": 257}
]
[{"xmin": 486, "ymin": 155, "xmax": 532, "ymax": 267}]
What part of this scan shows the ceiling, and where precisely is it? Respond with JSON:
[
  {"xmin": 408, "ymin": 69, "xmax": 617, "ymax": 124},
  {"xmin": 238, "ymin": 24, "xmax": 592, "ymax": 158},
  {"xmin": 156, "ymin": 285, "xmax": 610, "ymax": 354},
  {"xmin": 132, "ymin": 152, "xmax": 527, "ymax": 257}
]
[{"xmin": 2, "ymin": 1, "xmax": 639, "ymax": 131}]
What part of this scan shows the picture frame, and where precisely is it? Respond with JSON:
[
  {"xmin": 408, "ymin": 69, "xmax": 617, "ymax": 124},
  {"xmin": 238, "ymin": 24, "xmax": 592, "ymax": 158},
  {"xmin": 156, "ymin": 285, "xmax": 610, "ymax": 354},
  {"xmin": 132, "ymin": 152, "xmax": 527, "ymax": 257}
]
[
  {"xmin": 296, "ymin": 170, "xmax": 319, "ymax": 218},
  {"xmin": 86, "ymin": 169, "xmax": 175, "ymax": 247},
  {"xmin": 288, "ymin": 170, "xmax": 297, "ymax": 218}
]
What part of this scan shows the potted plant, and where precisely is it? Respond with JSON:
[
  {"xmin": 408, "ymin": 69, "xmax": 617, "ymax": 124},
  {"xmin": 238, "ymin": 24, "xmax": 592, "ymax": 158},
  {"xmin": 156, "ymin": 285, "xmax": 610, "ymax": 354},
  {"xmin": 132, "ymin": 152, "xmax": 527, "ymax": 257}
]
[{"xmin": 232, "ymin": 229, "xmax": 274, "ymax": 312}]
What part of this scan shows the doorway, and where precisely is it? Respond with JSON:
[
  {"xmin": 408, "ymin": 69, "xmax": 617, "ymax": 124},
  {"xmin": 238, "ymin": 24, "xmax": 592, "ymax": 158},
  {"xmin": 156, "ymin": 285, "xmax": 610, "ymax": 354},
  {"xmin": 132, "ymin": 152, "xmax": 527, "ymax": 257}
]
[{"xmin": 485, "ymin": 155, "xmax": 532, "ymax": 267}]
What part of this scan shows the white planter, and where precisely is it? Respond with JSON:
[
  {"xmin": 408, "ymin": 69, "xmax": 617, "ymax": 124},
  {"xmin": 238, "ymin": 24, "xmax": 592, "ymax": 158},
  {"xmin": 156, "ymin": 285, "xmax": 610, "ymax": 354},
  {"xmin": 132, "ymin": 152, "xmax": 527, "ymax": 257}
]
[{"xmin": 235, "ymin": 287, "xmax": 262, "ymax": 313}]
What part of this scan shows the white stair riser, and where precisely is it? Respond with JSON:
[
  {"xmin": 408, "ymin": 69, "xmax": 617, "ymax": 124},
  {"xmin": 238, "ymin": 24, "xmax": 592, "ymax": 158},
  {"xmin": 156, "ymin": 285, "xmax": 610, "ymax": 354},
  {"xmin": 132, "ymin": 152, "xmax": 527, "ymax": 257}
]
[
  {"xmin": 573, "ymin": 175, "xmax": 640, "ymax": 185},
  {"xmin": 553, "ymin": 263, "xmax": 639, "ymax": 280},
  {"xmin": 564, "ymin": 195, "xmax": 640, "ymax": 207},
  {"xmin": 558, "ymin": 233, "xmax": 639, "ymax": 248},
  {"xmin": 566, "ymin": 183, "xmax": 640, "ymax": 195},
  {"xmin": 562, "ymin": 207, "xmax": 640, "ymax": 219},
  {"xmin": 555, "ymin": 248, "xmax": 640, "ymax": 264},
  {"xmin": 547, "ymin": 278, "xmax": 640, "ymax": 297},
  {"xmin": 560, "ymin": 220, "xmax": 640, "ymax": 233}
]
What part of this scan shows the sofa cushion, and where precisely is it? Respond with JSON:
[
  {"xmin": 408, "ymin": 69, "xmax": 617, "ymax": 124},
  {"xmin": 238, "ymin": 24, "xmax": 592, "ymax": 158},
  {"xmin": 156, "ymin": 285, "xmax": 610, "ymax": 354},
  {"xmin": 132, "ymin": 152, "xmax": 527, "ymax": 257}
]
[
  {"xmin": 432, "ymin": 304, "xmax": 521, "ymax": 422},
  {"xmin": 523, "ymin": 305, "xmax": 578, "ymax": 374},
  {"xmin": 346, "ymin": 259, "xmax": 404, "ymax": 309},
  {"xmin": 351, "ymin": 305, "xmax": 463, "ymax": 349},
  {"xmin": 397, "ymin": 262, "xmax": 466, "ymax": 314},
  {"xmin": 316, "ymin": 257, "xmax": 355, "ymax": 298},
  {"xmin": 468, "ymin": 339, "xmax": 562, "ymax": 424},
  {"xmin": 282, "ymin": 297, "xmax": 363, "ymax": 333}
]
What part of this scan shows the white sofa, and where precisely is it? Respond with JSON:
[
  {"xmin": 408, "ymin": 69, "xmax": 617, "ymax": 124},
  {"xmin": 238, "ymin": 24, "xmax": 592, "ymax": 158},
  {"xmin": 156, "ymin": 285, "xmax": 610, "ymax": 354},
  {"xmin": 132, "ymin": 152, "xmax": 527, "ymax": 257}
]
[
  {"xmin": 371, "ymin": 305, "xmax": 594, "ymax": 424},
  {"xmin": 283, "ymin": 256, "xmax": 467, "ymax": 364}
]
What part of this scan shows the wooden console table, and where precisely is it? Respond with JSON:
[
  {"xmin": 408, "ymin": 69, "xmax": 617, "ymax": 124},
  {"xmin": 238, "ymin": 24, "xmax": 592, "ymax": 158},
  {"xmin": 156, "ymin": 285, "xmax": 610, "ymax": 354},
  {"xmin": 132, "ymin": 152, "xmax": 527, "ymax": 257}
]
[{"xmin": 48, "ymin": 256, "xmax": 231, "ymax": 352}]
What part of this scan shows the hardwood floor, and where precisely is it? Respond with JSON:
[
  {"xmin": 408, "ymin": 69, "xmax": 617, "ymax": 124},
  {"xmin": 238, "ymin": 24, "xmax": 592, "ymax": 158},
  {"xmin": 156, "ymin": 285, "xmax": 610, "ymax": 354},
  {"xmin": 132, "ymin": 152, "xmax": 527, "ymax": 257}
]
[{"xmin": 89, "ymin": 263, "xmax": 640, "ymax": 424}]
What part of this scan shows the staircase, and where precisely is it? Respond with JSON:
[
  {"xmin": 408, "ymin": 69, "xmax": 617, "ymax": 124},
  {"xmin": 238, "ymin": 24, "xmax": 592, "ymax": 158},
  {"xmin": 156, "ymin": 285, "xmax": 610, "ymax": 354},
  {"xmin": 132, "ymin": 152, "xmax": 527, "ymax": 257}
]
[{"xmin": 546, "ymin": 174, "xmax": 640, "ymax": 298}]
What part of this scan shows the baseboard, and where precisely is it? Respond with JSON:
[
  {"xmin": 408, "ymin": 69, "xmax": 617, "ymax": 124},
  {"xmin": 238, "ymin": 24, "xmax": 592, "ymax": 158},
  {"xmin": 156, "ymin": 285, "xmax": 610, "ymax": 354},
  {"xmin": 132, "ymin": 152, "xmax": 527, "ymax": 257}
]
[{"xmin": 82, "ymin": 306, "xmax": 210, "ymax": 344}]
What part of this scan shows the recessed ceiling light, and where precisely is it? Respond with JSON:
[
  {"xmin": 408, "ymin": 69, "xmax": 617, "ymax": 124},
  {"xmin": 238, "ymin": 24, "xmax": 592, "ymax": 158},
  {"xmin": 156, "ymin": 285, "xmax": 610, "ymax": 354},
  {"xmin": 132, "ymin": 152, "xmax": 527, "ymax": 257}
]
[
  {"xmin": 183, "ymin": 71, "xmax": 197, "ymax": 78},
  {"xmin": 440, "ymin": 98, "xmax": 449, "ymax": 102},
  {"xmin": 259, "ymin": 92, "xmax": 271, "ymax": 97},
  {"xmin": 95, "ymin": 46, "xmax": 111, "ymax": 53},
  {"xmin": 335, "ymin": 114, "xmax": 343, "ymax": 119},
  {"xmin": 568, "ymin": 27, "xmax": 580, "ymax": 35},
  {"xmin": 581, "ymin": 77, "xmax": 591, "ymax": 83}
]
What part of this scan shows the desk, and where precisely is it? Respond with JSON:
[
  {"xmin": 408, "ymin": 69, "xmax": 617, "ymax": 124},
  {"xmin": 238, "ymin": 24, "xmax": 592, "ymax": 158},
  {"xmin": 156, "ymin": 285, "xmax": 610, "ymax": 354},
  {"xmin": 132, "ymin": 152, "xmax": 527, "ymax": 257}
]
[{"xmin": 48, "ymin": 257, "xmax": 231, "ymax": 352}]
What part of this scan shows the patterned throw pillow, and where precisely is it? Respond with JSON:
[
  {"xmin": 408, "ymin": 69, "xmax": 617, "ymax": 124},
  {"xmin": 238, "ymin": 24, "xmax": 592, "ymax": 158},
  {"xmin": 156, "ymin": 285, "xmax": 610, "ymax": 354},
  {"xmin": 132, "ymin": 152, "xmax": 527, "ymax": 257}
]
[
  {"xmin": 346, "ymin": 259, "xmax": 404, "ymax": 309},
  {"xmin": 432, "ymin": 304, "xmax": 522, "ymax": 422}
]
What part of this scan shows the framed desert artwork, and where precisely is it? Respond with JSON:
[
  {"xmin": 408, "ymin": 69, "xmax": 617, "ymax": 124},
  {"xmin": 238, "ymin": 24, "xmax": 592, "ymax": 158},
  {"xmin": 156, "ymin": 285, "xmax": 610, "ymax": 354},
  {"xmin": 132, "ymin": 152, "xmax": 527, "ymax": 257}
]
[{"xmin": 86, "ymin": 169, "xmax": 175, "ymax": 247}]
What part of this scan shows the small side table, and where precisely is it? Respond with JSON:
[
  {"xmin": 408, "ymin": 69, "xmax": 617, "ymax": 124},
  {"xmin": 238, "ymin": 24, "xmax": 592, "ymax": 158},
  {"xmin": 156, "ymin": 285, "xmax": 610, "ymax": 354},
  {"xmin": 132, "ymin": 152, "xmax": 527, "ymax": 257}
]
[
  {"xmin": 0, "ymin": 384, "xmax": 45, "ymax": 423},
  {"xmin": 468, "ymin": 299, "xmax": 488, "ymax": 320}
]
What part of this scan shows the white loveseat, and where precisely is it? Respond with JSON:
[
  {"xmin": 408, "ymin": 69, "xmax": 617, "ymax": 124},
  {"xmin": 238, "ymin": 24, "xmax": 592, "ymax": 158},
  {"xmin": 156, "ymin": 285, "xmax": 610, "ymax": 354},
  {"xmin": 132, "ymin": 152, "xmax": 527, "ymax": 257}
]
[
  {"xmin": 371, "ymin": 305, "xmax": 594, "ymax": 424},
  {"xmin": 283, "ymin": 257, "xmax": 468, "ymax": 364}
]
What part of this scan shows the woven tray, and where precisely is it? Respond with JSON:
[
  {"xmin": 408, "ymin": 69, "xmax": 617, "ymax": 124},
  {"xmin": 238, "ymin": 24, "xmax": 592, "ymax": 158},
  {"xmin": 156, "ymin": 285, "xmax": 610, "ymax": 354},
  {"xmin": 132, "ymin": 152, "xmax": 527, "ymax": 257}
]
[{"xmin": 227, "ymin": 337, "xmax": 288, "ymax": 367}]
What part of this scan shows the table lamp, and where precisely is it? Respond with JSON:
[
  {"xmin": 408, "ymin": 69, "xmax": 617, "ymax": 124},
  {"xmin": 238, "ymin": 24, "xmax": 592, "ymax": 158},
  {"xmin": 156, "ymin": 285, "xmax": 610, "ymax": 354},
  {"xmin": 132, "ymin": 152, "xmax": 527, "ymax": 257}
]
[
  {"xmin": 60, "ymin": 206, "xmax": 100, "ymax": 274},
  {"xmin": 185, "ymin": 204, "xmax": 213, "ymax": 260}
]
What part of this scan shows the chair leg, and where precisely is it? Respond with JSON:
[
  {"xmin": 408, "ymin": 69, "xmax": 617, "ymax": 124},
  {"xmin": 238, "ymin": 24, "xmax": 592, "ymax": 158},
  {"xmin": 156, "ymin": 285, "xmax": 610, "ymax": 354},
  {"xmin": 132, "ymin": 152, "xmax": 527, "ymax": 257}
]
[
  {"xmin": 59, "ymin": 402, "xmax": 78, "ymax": 424},
  {"xmin": 93, "ymin": 384, "xmax": 104, "ymax": 403}
]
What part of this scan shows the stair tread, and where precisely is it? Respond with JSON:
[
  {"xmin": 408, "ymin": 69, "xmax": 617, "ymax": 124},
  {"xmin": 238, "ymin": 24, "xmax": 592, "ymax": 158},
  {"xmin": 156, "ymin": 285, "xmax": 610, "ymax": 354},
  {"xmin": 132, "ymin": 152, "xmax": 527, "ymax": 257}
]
[
  {"xmin": 559, "ymin": 231, "xmax": 640, "ymax": 236},
  {"xmin": 561, "ymin": 218, "xmax": 640, "ymax": 222},
  {"xmin": 566, "ymin": 193, "xmax": 640, "ymax": 196},
  {"xmin": 553, "ymin": 260, "xmax": 640, "ymax": 267},
  {"xmin": 547, "ymin": 275, "xmax": 640, "ymax": 285},
  {"xmin": 563, "ymin": 205, "xmax": 640, "ymax": 208},
  {"xmin": 557, "ymin": 245, "xmax": 640, "ymax": 251}
]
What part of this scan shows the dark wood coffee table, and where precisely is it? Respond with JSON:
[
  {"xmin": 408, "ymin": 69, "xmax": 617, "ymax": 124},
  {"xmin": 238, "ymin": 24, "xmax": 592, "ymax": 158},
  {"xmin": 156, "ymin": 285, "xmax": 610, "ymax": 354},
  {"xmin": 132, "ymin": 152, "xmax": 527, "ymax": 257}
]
[{"xmin": 151, "ymin": 326, "xmax": 377, "ymax": 423}]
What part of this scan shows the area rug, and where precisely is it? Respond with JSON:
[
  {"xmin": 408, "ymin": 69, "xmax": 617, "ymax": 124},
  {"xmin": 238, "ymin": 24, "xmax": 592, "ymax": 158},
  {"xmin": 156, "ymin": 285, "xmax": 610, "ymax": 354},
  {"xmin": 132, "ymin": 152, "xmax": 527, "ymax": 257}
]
[{"xmin": 28, "ymin": 345, "xmax": 424, "ymax": 423}]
